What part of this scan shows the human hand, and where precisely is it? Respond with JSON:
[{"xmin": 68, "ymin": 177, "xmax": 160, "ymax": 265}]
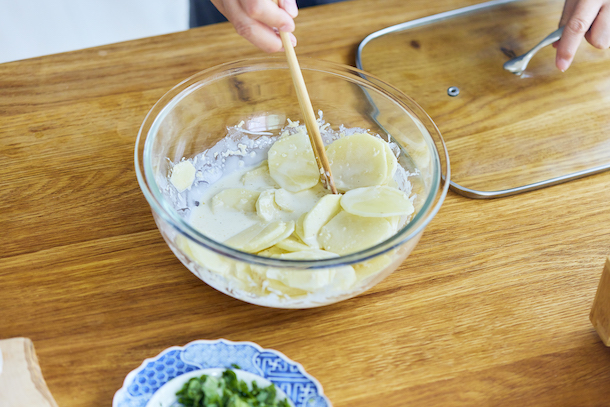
[
  {"xmin": 554, "ymin": 0, "xmax": 610, "ymax": 71},
  {"xmin": 210, "ymin": 0, "xmax": 298, "ymax": 52}
]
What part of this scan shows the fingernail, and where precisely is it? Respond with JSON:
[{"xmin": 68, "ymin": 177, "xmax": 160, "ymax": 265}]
[
  {"xmin": 283, "ymin": 0, "xmax": 299, "ymax": 18},
  {"xmin": 290, "ymin": 34, "xmax": 297, "ymax": 47},
  {"xmin": 556, "ymin": 57, "xmax": 569, "ymax": 72}
]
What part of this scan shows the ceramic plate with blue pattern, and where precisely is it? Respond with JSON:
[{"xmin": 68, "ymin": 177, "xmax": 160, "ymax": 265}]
[{"xmin": 113, "ymin": 339, "xmax": 331, "ymax": 407}]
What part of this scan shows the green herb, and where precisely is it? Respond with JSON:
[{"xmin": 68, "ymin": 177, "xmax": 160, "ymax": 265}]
[{"xmin": 176, "ymin": 369, "xmax": 291, "ymax": 407}]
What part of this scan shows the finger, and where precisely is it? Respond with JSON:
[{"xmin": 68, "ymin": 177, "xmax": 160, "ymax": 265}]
[
  {"xmin": 238, "ymin": 0, "xmax": 295, "ymax": 32},
  {"xmin": 559, "ymin": 0, "xmax": 579, "ymax": 26},
  {"xmin": 279, "ymin": 0, "xmax": 299, "ymax": 18},
  {"xmin": 555, "ymin": 0, "xmax": 578, "ymax": 48},
  {"xmin": 283, "ymin": 32, "xmax": 297, "ymax": 49},
  {"xmin": 556, "ymin": 0, "xmax": 602, "ymax": 71},
  {"xmin": 224, "ymin": 0, "xmax": 284, "ymax": 52},
  {"xmin": 276, "ymin": 32, "xmax": 298, "ymax": 52},
  {"xmin": 210, "ymin": 0, "xmax": 227, "ymax": 15},
  {"xmin": 586, "ymin": 4, "xmax": 610, "ymax": 48}
]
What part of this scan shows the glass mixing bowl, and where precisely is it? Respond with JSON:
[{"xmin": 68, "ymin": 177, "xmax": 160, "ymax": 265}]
[{"xmin": 135, "ymin": 57, "xmax": 449, "ymax": 308}]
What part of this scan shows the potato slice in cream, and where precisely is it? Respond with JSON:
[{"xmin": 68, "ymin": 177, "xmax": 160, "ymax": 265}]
[
  {"xmin": 170, "ymin": 160, "xmax": 197, "ymax": 192},
  {"xmin": 326, "ymin": 132, "xmax": 389, "ymax": 192},
  {"xmin": 224, "ymin": 220, "xmax": 295, "ymax": 253},
  {"xmin": 274, "ymin": 188, "xmax": 296, "ymax": 212},
  {"xmin": 267, "ymin": 131, "xmax": 320, "ymax": 192},
  {"xmin": 178, "ymin": 235, "xmax": 231, "ymax": 276},
  {"xmin": 382, "ymin": 141, "xmax": 398, "ymax": 184},
  {"xmin": 319, "ymin": 211, "xmax": 394, "ymax": 255},
  {"xmin": 265, "ymin": 250, "xmax": 356, "ymax": 292},
  {"xmin": 212, "ymin": 188, "xmax": 260, "ymax": 213},
  {"xmin": 256, "ymin": 189, "xmax": 279, "ymax": 221},
  {"xmin": 241, "ymin": 160, "xmax": 277, "ymax": 188},
  {"xmin": 294, "ymin": 212, "xmax": 307, "ymax": 243},
  {"xmin": 341, "ymin": 186, "xmax": 414, "ymax": 218},
  {"xmin": 275, "ymin": 235, "xmax": 311, "ymax": 252},
  {"xmin": 301, "ymin": 194, "xmax": 342, "ymax": 247},
  {"xmin": 256, "ymin": 246, "xmax": 288, "ymax": 257}
]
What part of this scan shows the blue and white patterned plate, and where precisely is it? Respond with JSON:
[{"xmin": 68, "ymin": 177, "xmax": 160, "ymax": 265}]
[{"xmin": 113, "ymin": 339, "xmax": 331, "ymax": 407}]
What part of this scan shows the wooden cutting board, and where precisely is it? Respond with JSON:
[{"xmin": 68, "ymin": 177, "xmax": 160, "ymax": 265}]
[
  {"xmin": 0, "ymin": 338, "xmax": 58, "ymax": 407},
  {"xmin": 591, "ymin": 258, "xmax": 610, "ymax": 346}
]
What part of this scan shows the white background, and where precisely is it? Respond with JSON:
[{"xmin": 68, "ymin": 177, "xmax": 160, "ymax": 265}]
[{"xmin": 0, "ymin": 0, "xmax": 189, "ymax": 64}]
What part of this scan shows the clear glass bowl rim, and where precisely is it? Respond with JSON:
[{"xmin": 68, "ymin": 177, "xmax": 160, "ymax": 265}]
[{"xmin": 135, "ymin": 57, "xmax": 450, "ymax": 270}]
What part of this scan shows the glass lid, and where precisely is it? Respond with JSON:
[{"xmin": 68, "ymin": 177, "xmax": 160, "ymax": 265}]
[{"xmin": 357, "ymin": 0, "xmax": 610, "ymax": 198}]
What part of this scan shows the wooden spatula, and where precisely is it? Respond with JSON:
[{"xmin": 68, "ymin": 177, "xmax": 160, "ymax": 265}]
[{"xmin": 272, "ymin": 0, "xmax": 338, "ymax": 194}]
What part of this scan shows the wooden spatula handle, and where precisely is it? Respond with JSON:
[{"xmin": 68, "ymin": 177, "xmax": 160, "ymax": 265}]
[{"xmin": 271, "ymin": 0, "xmax": 338, "ymax": 194}]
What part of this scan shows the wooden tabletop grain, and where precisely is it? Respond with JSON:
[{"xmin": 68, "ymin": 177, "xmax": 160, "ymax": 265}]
[{"xmin": 1, "ymin": 0, "xmax": 609, "ymax": 406}]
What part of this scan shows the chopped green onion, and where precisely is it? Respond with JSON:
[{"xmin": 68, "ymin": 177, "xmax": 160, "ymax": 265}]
[{"xmin": 176, "ymin": 369, "xmax": 291, "ymax": 407}]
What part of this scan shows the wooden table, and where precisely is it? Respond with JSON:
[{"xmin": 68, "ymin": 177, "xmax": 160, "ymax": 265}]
[{"xmin": 1, "ymin": 0, "xmax": 609, "ymax": 405}]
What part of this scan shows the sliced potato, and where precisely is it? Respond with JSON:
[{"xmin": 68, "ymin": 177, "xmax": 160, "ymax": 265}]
[
  {"xmin": 353, "ymin": 254, "xmax": 394, "ymax": 281},
  {"xmin": 382, "ymin": 141, "xmax": 398, "ymax": 184},
  {"xmin": 256, "ymin": 220, "xmax": 295, "ymax": 252},
  {"xmin": 295, "ymin": 212, "xmax": 307, "ymax": 243},
  {"xmin": 401, "ymin": 135, "xmax": 431, "ymax": 171},
  {"xmin": 233, "ymin": 263, "xmax": 262, "ymax": 290},
  {"xmin": 274, "ymin": 188, "xmax": 296, "ymax": 212},
  {"xmin": 224, "ymin": 220, "xmax": 295, "ymax": 253},
  {"xmin": 331, "ymin": 266, "xmax": 358, "ymax": 291},
  {"xmin": 318, "ymin": 211, "xmax": 394, "ymax": 255},
  {"xmin": 341, "ymin": 186, "xmax": 414, "ymax": 217},
  {"xmin": 275, "ymin": 235, "xmax": 311, "ymax": 252},
  {"xmin": 277, "ymin": 249, "xmax": 339, "ymax": 260},
  {"xmin": 263, "ymin": 278, "xmax": 309, "ymax": 297},
  {"xmin": 256, "ymin": 246, "xmax": 288, "ymax": 257},
  {"xmin": 256, "ymin": 189, "xmax": 279, "ymax": 221},
  {"xmin": 241, "ymin": 160, "xmax": 277, "ymax": 188},
  {"xmin": 170, "ymin": 160, "xmax": 197, "ymax": 192},
  {"xmin": 178, "ymin": 235, "xmax": 232, "ymax": 276},
  {"xmin": 212, "ymin": 188, "xmax": 260, "ymax": 213},
  {"xmin": 386, "ymin": 216, "xmax": 402, "ymax": 233},
  {"xmin": 267, "ymin": 131, "xmax": 320, "ymax": 192},
  {"xmin": 266, "ymin": 250, "xmax": 338, "ymax": 292},
  {"xmin": 265, "ymin": 270, "xmax": 333, "ymax": 292},
  {"xmin": 326, "ymin": 133, "xmax": 389, "ymax": 192},
  {"xmin": 271, "ymin": 250, "xmax": 356, "ymax": 292},
  {"xmin": 301, "ymin": 194, "xmax": 342, "ymax": 247}
]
